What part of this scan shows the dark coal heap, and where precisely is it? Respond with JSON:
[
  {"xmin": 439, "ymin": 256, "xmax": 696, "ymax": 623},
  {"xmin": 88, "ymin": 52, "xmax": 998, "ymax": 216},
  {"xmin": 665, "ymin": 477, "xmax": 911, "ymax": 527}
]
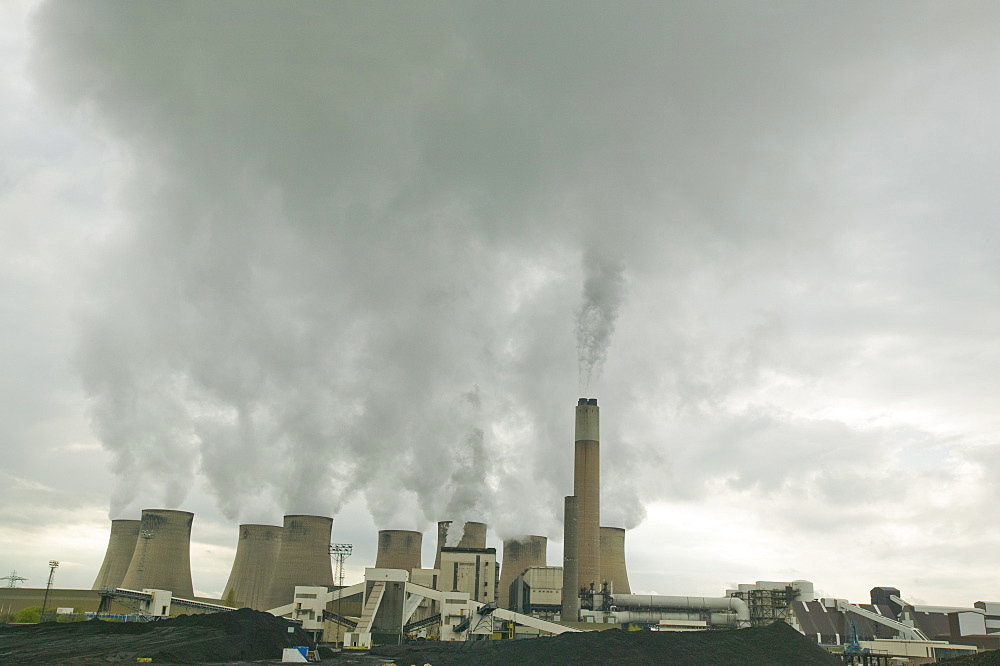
[
  {"xmin": 0, "ymin": 608, "xmax": 313, "ymax": 664},
  {"xmin": 374, "ymin": 621, "xmax": 841, "ymax": 666}
]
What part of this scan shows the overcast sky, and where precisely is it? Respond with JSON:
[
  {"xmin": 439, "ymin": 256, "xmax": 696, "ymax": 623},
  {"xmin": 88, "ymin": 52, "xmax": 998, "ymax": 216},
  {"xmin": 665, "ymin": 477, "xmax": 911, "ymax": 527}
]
[{"xmin": 2, "ymin": 1, "xmax": 998, "ymax": 606}]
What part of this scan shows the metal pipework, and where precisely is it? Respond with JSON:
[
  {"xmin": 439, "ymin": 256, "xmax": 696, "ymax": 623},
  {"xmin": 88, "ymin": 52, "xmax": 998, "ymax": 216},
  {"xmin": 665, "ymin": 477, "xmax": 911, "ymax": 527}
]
[{"xmin": 609, "ymin": 594, "xmax": 750, "ymax": 625}]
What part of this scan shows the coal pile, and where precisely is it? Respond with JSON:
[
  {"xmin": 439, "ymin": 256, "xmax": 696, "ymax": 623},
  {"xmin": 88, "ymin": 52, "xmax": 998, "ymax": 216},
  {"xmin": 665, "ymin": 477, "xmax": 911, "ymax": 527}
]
[
  {"xmin": 373, "ymin": 621, "xmax": 840, "ymax": 665},
  {"xmin": 0, "ymin": 608, "xmax": 314, "ymax": 664},
  {"xmin": 934, "ymin": 650, "xmax": 1000, "ymax": 665}
]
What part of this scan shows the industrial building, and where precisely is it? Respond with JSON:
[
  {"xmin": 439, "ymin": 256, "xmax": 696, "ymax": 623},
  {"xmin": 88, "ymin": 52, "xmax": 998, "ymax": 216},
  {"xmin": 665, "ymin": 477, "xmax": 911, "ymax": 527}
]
[{"xmin": 5, "ymin": 396, "xmax": 999, "ymax": 663}]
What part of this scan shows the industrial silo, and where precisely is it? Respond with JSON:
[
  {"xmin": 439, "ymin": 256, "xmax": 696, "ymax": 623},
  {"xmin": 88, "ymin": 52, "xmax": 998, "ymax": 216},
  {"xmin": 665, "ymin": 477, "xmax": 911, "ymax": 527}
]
[
  {"xmin": 374, "ymin": 530, "xmax": 422, "ymax": 572},
  {"xmin": 119, "ymin": 509, "xmax": 195, "ymax": 598},
  {"xmin": 222, "ymin": 523, "xmax": 282, "ymax": 610},
  {"xmin": 263, "ymin": 515, "xmax": 334, "ymax": 610},
  {"xmin": 498, "ymin": 535, "xmax": 547, "ymax": 609},
  {"xmin": 92, "ymin": 519, "xmax": 141, "ymax": 590},
  {"xmin": 599, "ymin": 526, "xmax": 631, "ymax": 594}
]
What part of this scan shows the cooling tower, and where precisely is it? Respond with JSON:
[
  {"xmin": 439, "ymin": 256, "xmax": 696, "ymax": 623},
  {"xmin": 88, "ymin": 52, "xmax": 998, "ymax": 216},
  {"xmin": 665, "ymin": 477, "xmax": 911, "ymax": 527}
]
[
  {"xmin": 498, "ymin": 535, "xmax": 547, "ymax": 609},
  {"xmin": 119, "ymin": 509, "xmax": 195, "ymax": 598},
  {"xmin": 561, "ymin": 496, "xmax": 580, "ymax": 621},
  {"xmin": 599, "ymin": 526, "xmax": 631, "ymax": 594},
  {"xmin": 574, "ymin": 398, "xmax": 600, "ymax": 592},
  {"xmin": 222, "ymin": 524, "xmax": 282, "ymax": 610},
  {"xmin": 263, "ymin": 514, "xmax": 334, "ymax": 610},
  {"xmin": 92, "ymin": 519, "xmax": 141, "ymax": 590},
  {"xmin": 374, "ymin": 530, "xmax": 423, "ymax": 572},
  {"xmin": 434, "ymin": 520, "xmax": 488, "ymax": 568}
]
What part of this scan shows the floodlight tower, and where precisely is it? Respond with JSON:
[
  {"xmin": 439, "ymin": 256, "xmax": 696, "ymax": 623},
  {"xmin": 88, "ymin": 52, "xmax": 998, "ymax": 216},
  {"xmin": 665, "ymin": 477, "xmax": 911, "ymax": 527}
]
[
  {"xmin": 329, "ymin": 543, "xmax": 353, "ymax": 588},
  {"xmin": 40, "ymin": 560, "xmax": 59, "ymax": 621}
]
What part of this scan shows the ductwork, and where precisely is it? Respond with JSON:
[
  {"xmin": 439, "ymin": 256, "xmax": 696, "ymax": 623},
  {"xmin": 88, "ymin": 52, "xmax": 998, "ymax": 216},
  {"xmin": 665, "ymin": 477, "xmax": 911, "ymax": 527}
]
[
  {"xmin": 120, "ymin": 509, "xmax": 195, "ymax": 598},
  {"xmin": 374, "ymin": 529, "xmax": 422, "ymax": 572},
  {"xmin": 222, "ymin": 524, "xmax": 282, "ymax": 610},
  {"xmin": 93, "ymin": 519, "xmax": 140, "ymax": 590},
  {"xmin": 609, "ymin": 594, "xmax": 750, "ymax": 626}
]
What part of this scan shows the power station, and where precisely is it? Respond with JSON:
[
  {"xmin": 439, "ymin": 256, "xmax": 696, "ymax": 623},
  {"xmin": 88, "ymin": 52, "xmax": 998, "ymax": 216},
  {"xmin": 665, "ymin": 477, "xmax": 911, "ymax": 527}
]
[{"xmin": 6, "ymin": 396, "xmax": 998, "ymax": 661}]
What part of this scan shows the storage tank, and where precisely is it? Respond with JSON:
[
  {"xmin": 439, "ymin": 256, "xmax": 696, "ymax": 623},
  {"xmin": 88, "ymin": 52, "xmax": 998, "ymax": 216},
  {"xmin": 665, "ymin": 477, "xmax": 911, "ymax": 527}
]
[
  {"xmin": 222, "ymin": 524, "xmax": 282, "ymax": 609},
  {"xmin": 498, "ymin": 535, "xmax": 547, "ymax": 609},
  {"xmin": 263, "ymin": 515, "xmax": 334, "ymax": 610},
  {"xmin": 374, "ymin": 530, "xmax": 422, "ymax": 572},
  {"xmin": 92, "ymin": 519, "xmax": 141, "ymax": 590},
  {"xmin": 599, "ymin": 526, "xmax": 630, "ymax": 594},
  {"xmin": 119, "ymin": 509, "xmax": 195, "ymax": 598}
]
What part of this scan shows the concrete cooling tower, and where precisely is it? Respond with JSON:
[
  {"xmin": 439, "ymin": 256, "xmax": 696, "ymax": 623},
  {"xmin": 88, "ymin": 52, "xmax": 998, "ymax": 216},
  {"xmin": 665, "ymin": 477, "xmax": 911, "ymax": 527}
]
[
  {"xmin": 222, "ymin": 524, "xmax": 282, "ymax": 610},
  {"xmin": 92, "ymin": 519, "xmax": 140, "ymax": 590},
  {"xmin": 574, "ymin": 398, "xmax": 601, "ymax": 592},
  {"xmin": 434, "ymin": 520, "xmax": 487, "ymax": 568},
  {"xmin": 120, "ymin": 509, "xmax": 195, "ymax": 598},
  {"xmin": 263, "ymin": 515, "xmax": 334, "ymax": 610},
  {"xmin": 374, "ymin": 530, "xmax": 422, "ymax": 572},
  {"xmin": 599, "ymin": 526, "xmax": 631, "ymax": 594},
  {"xmin": 498, "ymin": 535, "xmax": 547, "ymax": 609}
]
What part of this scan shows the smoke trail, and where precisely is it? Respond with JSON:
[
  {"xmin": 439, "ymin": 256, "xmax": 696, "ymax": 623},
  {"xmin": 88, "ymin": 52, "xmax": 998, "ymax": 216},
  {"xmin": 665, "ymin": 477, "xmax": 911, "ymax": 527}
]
[{"xmin": 575, "ymin": 249, "xmax": 627, "ymax": 391}]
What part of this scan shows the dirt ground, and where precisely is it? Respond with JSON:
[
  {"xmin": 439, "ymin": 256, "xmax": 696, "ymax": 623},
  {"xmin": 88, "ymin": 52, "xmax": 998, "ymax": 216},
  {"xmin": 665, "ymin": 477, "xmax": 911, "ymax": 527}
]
[{"xmin": 933, "ymin": 649, "xmax": 1000, "ymax": 665}]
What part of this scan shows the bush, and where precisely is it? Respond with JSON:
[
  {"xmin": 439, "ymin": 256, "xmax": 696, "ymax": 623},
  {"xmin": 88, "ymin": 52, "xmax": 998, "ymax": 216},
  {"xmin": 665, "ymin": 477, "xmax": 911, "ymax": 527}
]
[{"xmin": 14, "ymin": 607, "xmax": 41, "ymax": 623}]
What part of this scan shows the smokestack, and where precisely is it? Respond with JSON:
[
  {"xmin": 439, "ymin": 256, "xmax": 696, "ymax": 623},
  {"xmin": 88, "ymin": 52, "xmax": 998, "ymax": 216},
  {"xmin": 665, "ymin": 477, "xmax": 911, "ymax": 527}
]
[
  {"xmin": 92, "ymin": 519, "xmax": 140, "ymax": 590},
  {"xmin": 434, "ymin": 520, "xmax": 487, "ymax": 568},
  {"xmin": 120, "ymin": 509, "xmax": 195, "ymax": 598},
  {"xmin": 222, "ymin": 524, "xmax": 282, "ymax": 610},
  {"xmin": 574, "ymin": 398, "xmax": 600, "ymax": 592},
  {"xmin": 263, "ymin": 515, "xmax": 334, "ymax": 610},
  {"xmin": 599, "ymin": 526, "xmax": 630, "ymax": 594},
  {"xmin": 374, "ymin": 530, "xmax": 423, "ymax": 572},
  {"xmin": 498, "ymin": 535, "xmax": 547, "ymax": 609},
  {"xmin": 561, "ymin": 496, "xmax": 580, "ymax": 621}
]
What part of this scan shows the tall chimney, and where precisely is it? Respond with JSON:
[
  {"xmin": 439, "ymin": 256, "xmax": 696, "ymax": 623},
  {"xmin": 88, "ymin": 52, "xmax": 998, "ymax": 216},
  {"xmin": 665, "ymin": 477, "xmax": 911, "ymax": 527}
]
[
  {"xmin": 599, "ymin": 526, "xmax": 630, "ymax": 594},
  {"xmin": 223, "ymin": 524, "xmax": 282, "ymax": 610},
  {"xmin": 498, "ymin": 535, "xmax": 547, "ymax": 609},
  {"xmin": 263, "ymin": 515, "xmax": 334, "ymax": 610},
  {"xmin": 374, "ymin": 530, "xmax": 423, "ymax": 572},
  {"xmin": 574, "ymin": 398, "xmax": 600, "ymax": 592},
  {"xmin": 120, "ymin": 509, "xmax": 195, "ymax": 598},
  {"xmin": 92, "ymin": 519, "xmax": 141, "ymax": 590},
  {"xmin": 434, "ymin": 520, "xmax": 487, "ymax": 568},
  {"xmin": 561, "ymin": 496, "xmax": 580, "ymax": 621}
]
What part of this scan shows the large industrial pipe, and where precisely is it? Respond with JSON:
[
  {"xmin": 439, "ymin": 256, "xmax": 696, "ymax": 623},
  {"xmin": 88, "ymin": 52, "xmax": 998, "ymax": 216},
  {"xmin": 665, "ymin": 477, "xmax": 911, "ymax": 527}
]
[
  {"xmin": 92, "ymin": 519, "xmax": 141, "ymax": 590},
  {"xmin": 609, "ymin": 594, "xmax": 750, "ymax": 625},
  {"xmin": 222, "ymin": 524, "xmax": 282, "ymax": 610},
  {"xmin": 498, "ymin": 535, "xmax": 547, "ymax": 609},
  {"xmin": 574, "ymin": 398, "xmax": 600, "ymax": 592},
  {"xmin": 609, "ymin": 610, "xmax": 743, "ymax": 627},
  {"xmin": 374, "ymin": 529, "xmax": 422, "ymax": 572},
  {"xmin": 120, "ymin": 509, "xmax": 195, "ymax": 598},
  {"xmin": 561, "ymin": 496, "xmax": 580, "ymax": 622}
]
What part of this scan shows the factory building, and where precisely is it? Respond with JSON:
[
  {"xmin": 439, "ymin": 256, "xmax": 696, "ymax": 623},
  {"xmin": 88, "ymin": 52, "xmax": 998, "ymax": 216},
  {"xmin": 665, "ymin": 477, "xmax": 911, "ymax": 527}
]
[
  {"xmin": 438, "ymin": 546, "xmax": 497, "ymax": 604},
  {"xmin": 510, "ymin": 566, "xmax": 563, "ymax": 618}
]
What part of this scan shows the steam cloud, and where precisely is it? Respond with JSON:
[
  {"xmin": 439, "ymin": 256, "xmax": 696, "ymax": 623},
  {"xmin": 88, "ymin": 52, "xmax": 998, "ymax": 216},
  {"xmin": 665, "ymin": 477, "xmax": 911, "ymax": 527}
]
[{"xmin": 575, "ymin": 249, "xmax": 627, "ymax": 392}]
